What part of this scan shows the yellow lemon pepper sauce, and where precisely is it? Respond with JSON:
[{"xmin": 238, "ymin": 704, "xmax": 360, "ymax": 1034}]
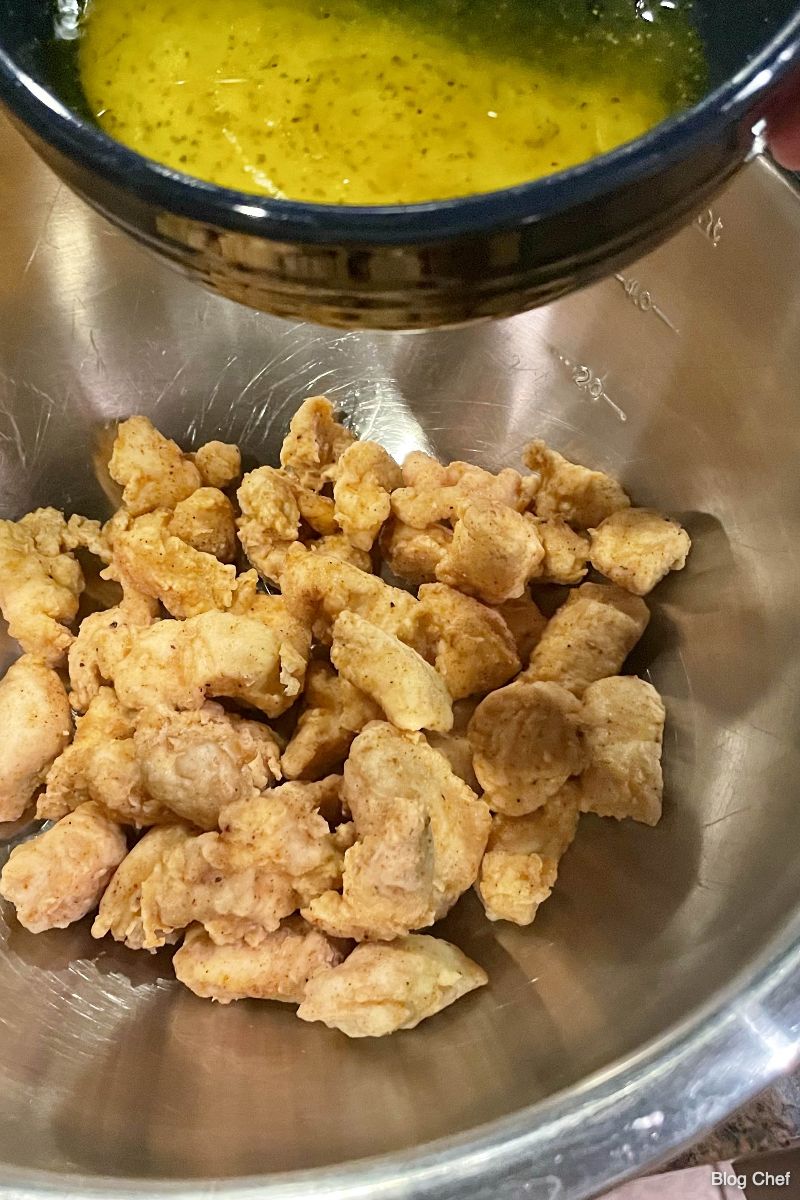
[{"xmin": 77, "ymin": 0, "xmax": 705, "ymax": 205}]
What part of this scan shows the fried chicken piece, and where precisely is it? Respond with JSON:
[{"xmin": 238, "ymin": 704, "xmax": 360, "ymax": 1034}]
[
  {"xmin": 173, "ymin": 917, "xmax": 347, "ymax": 1004},
  {"xmin": 349, "ymin": 722, "xmax": 489, "ymax": 920},
  {"xmin": 304, "ymin": 722, "xmax": 489, "ymax": 938},
  {"xmin": 67, "ymin": 590, "xmax": 159, "ymax": 712},
  {"xmin": 417, "ymin": 583, "xmax": 520, "ymax": 700},
  {"xmin": 380, "ymin": 518, "xmax": 452, "ymax": 586},
  {"xmin": 435, "ymin": 502, "xmax": 544, "ymax": 605},
  {"xmin": 0, "ymin": 508, "xmax": 84, "ymax": 665},
  {"xmin": 392, "ymin": 455, "xmax": 535, "ymax": 530},
  {"xmin": 168, "ymin": 487, "xmax": 237, "ymax": 561},
  {"xmin": 0, "ymin": 656, "xmax": 72, "ymax": 822},
  {"xmin": 64, "ymin": 513, "xmax": 112, "ymax": 563},
  {"xmin": 92, "ymin": 824, "xmax": 193, "ymax": 950},
  {"xmin": 150, "ymin": 779, "xmax": 344, "ymax": 947},
  {"xmin": 112, "ymin": 610, "xmax": 306, "ymax": 717},
  {"xmin": 302, "ymin": 801, "xmax": 435, "ymax": 941},
  {"xmin": 110, "ymin": 510, "xmax": 237, "ymax": 618},
  {"xmin": 229, "ymin": 571, "xmax": 312, "ymax": 661},
  {"xmin": 216, "ymin": 778, "xmax": 345, "ymax": 901},
  {"xmin": 280, "ymin": 396, "xmax": 356, "ymax": 491},
  {"xmin": 288, "ymin": 480, "xmax": 338, "ymax": 536},
  {"xmin": 524, "ymin": 439, "xmax": 630, "ymax": 529},
  {"xmin": 108, "ymin": 416, "xmax": 201, "ymax": 516},
  {"xmin": 0, "ymin": 802, "xmax": 126, "ymax": 933},
  {"xmin": 309, "ymin": 534, "xmax": 372, "ymax": 572},
  {"xmin": 39, "ymin": 687, "xmax": 170, "ymax": 827},
  {"xmin": 426, "ymin": 699, "xmax": 481, "ymax": 792},
  {"xmin": 332, "ymin": 441, "xmax": 402, "ymax": 551},
  {"xmin": 280, "ymin": 548, "xmax": 420, "ymax": 646},
  {"xmin": 476, "ymin": 783, "xmax": 581, "ymax": 924},
  {"xmin": 134, "ymin": 703, "xmax": 282, "ymax": 830},
  {"xmin": 532, "ymin": 517, "xmax": 590, "ymax": 584},
  {"xmin": 589, "ymin": 508, "xmax": 691, "ymax": 596},
  {"xmin": 237, "ymin": 466, "xmax": 301, "ymax": 584},
  {"xmin": 468, "ymin": 680, "xmax": 586, "ymax": 816},
  {"xmin": 144, "ymin": 831, "xmax": 299, "ymax": 949},
  {"xmin": 191, "ymin": 440, "xmax": 241, "ymax": 490},
  {"xmin": 579, "ymin": 676, "xmax": 665, "ymax": 826},
  {"xmin": 281, "ymin": 661, "xmax": 381, "ymax": 781},
  {"xmin": 297, "ymin": 935, "xmax": 487, "ymax": 1037},
  {"xmin": 331, "ymin": 611, "xmax": 453, "ymax": 733},
  {"xmin": 525, "ymin": 582, "xmax": 650, "ymax": 697},
  {"xmin": 492, "ymin": 593, "xmax": 547, "ymax": 661}
]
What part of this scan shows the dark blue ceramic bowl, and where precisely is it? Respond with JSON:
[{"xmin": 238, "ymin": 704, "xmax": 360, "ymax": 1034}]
[{"xmin": 1, "ymin": 1, "xmax": 800, "ymax": 328}]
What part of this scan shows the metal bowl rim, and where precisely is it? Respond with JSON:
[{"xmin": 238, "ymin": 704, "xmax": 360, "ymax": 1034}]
[{"xmin": 0, "ymin": 907, "xmax": 798, "ymax": 1200}]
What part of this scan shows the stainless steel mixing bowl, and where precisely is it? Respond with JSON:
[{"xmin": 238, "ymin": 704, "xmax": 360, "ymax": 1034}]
[{"xmin": 1, "ymin": 117, "xmax": 800, "ymax": 1200}]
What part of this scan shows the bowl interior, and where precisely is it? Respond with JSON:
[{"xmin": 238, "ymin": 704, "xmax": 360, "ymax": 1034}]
[
  {"xmin": 2, "ymin": 0, "xmax": 800, "ymax": 201},
  {"xmin": 1, "ymin": 123, "xmax": 800, "ymax": 1191}
]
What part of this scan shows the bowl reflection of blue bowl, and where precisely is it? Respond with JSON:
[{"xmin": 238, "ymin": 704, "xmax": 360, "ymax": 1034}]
[{"xmin": 1, "ymin": 0, "xmax": 799, "ymax": 329}]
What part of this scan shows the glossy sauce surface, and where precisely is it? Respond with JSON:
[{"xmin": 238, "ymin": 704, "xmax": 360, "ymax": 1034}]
[{"xmin": 78, "ymin": 0, "xmax": 706, "ymax": 205}]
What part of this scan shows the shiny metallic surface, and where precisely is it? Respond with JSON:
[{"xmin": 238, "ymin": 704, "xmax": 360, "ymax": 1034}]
[{"xmin": 1, "ymin": 117, "xmax": 800, "ymax": 1200}]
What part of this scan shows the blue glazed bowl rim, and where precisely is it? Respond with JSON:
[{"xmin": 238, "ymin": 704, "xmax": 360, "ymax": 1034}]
[{"xmin": 1, "ymin": 9, "xmax": 800, "ymax": 245}]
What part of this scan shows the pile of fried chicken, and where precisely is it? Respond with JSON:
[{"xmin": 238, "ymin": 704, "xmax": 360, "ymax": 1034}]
[{"xmin": 0, "ymin": 397, "xmax": 690, "ymax": 1037}]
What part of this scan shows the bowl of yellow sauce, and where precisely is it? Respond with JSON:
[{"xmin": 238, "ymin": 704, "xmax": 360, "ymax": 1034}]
[{"xmin": 1, "ymin": 0, "xmax": 799, "ymax": 326}]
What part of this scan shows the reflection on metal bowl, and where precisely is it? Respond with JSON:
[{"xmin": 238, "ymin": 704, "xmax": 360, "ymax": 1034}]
[{"xmin": 1, "ymin": 120, "xmax": 800, "ymax": 1200}]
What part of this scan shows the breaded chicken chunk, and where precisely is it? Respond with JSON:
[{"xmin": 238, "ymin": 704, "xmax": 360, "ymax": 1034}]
[
  {"xmin": 229, "ymin": 571, "xmax": 312, "ymax": 659},
  {"xmin": 108, "ymin": 416, "xmax": 201, "ymax": 516},
  {"xmin": 280, "ymin": 549, "xmax": 419, "ymax": 646},
  {"xmin": 168, "ymin": 487, "xmax": 237, "ymax": 561},
  {"xmin": 332, "ymin": 441, "xmax": 402, "ymax": 551},
  {"xmin": 281, "ymin": 661, "xmax": 381, "ymax": 781},
  {"xmin": 92, "ymin": 824, "xmax": 193, "ymax": 950},
  {"xmin": 525, "ymin": 583, "xmax": 650, "ymax": 697},
  {"xmin": 436, "ymin": 503, "xmax": 544, "ymax": 605},
  {"xmin": 589, "ymin": 508, "xmax": 691, "ymax": 596},
  {"xmin": 111, "ymin": 511, "xmax": 237, "ymax": 618},
  {"xmin": 173, "ymin": 917, "xmax": 347, "ymax": 1004},
  {"xmin": 492, "ymin": 593, "xmax": 547, "ymax": 661},
  {"xmin": 280, "ymin": 396, "xmax": 356, "ymax": 491},
  {"xmin": 304, "ymin": 723, "xmax": 489, "ymax": 939},
  {"xmin": 303, "ymin": 802, "xmax": 434, "ymax": 942},
  {"xmin": 392, "ymin": 455, "xmax": 535, "ymax": 530},
  {"xmin": 112, "ymin": 611, "xmax": 307, "ymax": 717},
  {"xmin": 0, "ymin": 655, "xmax": 72, "ymax": 822},
  {"xmin": 469, "ymin": 680, "xmax": 585, "ymax": 816},
  {"xmin": 237, "ymin": 466, "xmax": 301, "ymax": 584},
  {"xmin": 64, "ymin": 513, "xmax": 112, "ymax": 563},
  {"xmin": 331, "ymin": 611, "xmax": 453, "ymax": 733},
  {"xmin": 68, "ymin": 591, "xmax": 159, "ymax": 712},
  {"xmin": 524, "ymin": 439, "xmax": 630, "ymax": 529},
  {"xmin": 297, "ymin": 935, "xmax": 487, "ymax": 1037},
  {"xmin": 149, "ymin": 779, "xmax": 344, "ymax": 948},
  {"xmin": 216, "ymin": 778, "xmax": 346, "ymax": 903},
  {"xmin": 426, "ymin": 699, "xmax": 481, "ymax": 793},
  {"xmin": 579, "ymin": 676, "xmax": 666, "ymax": 825},
  {"xmin": 134, "ymin": 703, "xmax": 282, "ymax": 830},
  {"xmin": 0, "ymin": 802, "xmax": 126, "ymax": 933},
  {"xmin": 417, "ymin": 583, "xmax": 520, "ymax": 700},
  {"xmin": 532, "ymin": 517, "xmax": 591, "ymax": 584},
  {"xmin": 476, "ymin": 783, "xmax": 581, "ymax": 924},
  {"xmin": 0, "ymin": 508, "xmax": 84, "ymax": 665},
  {"xmin": 380, "ymin": 519, "xmax": 452, "ymax": 586},
  {"xmin": 143, "ymin": 830, "xmax": 300, "ymax": 949},
  {"xmin": 191, "ymin": 440, "xmax": 241, "ymax": 490},
  {"xmin": 39, "ymin": 687, "xmax": 170, "ymax": 827}
]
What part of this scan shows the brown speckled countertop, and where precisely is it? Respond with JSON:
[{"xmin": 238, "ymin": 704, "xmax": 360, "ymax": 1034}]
[{"xmin": 669, "ymin": 1073, "xmax": 800, "ymax": 1168}]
